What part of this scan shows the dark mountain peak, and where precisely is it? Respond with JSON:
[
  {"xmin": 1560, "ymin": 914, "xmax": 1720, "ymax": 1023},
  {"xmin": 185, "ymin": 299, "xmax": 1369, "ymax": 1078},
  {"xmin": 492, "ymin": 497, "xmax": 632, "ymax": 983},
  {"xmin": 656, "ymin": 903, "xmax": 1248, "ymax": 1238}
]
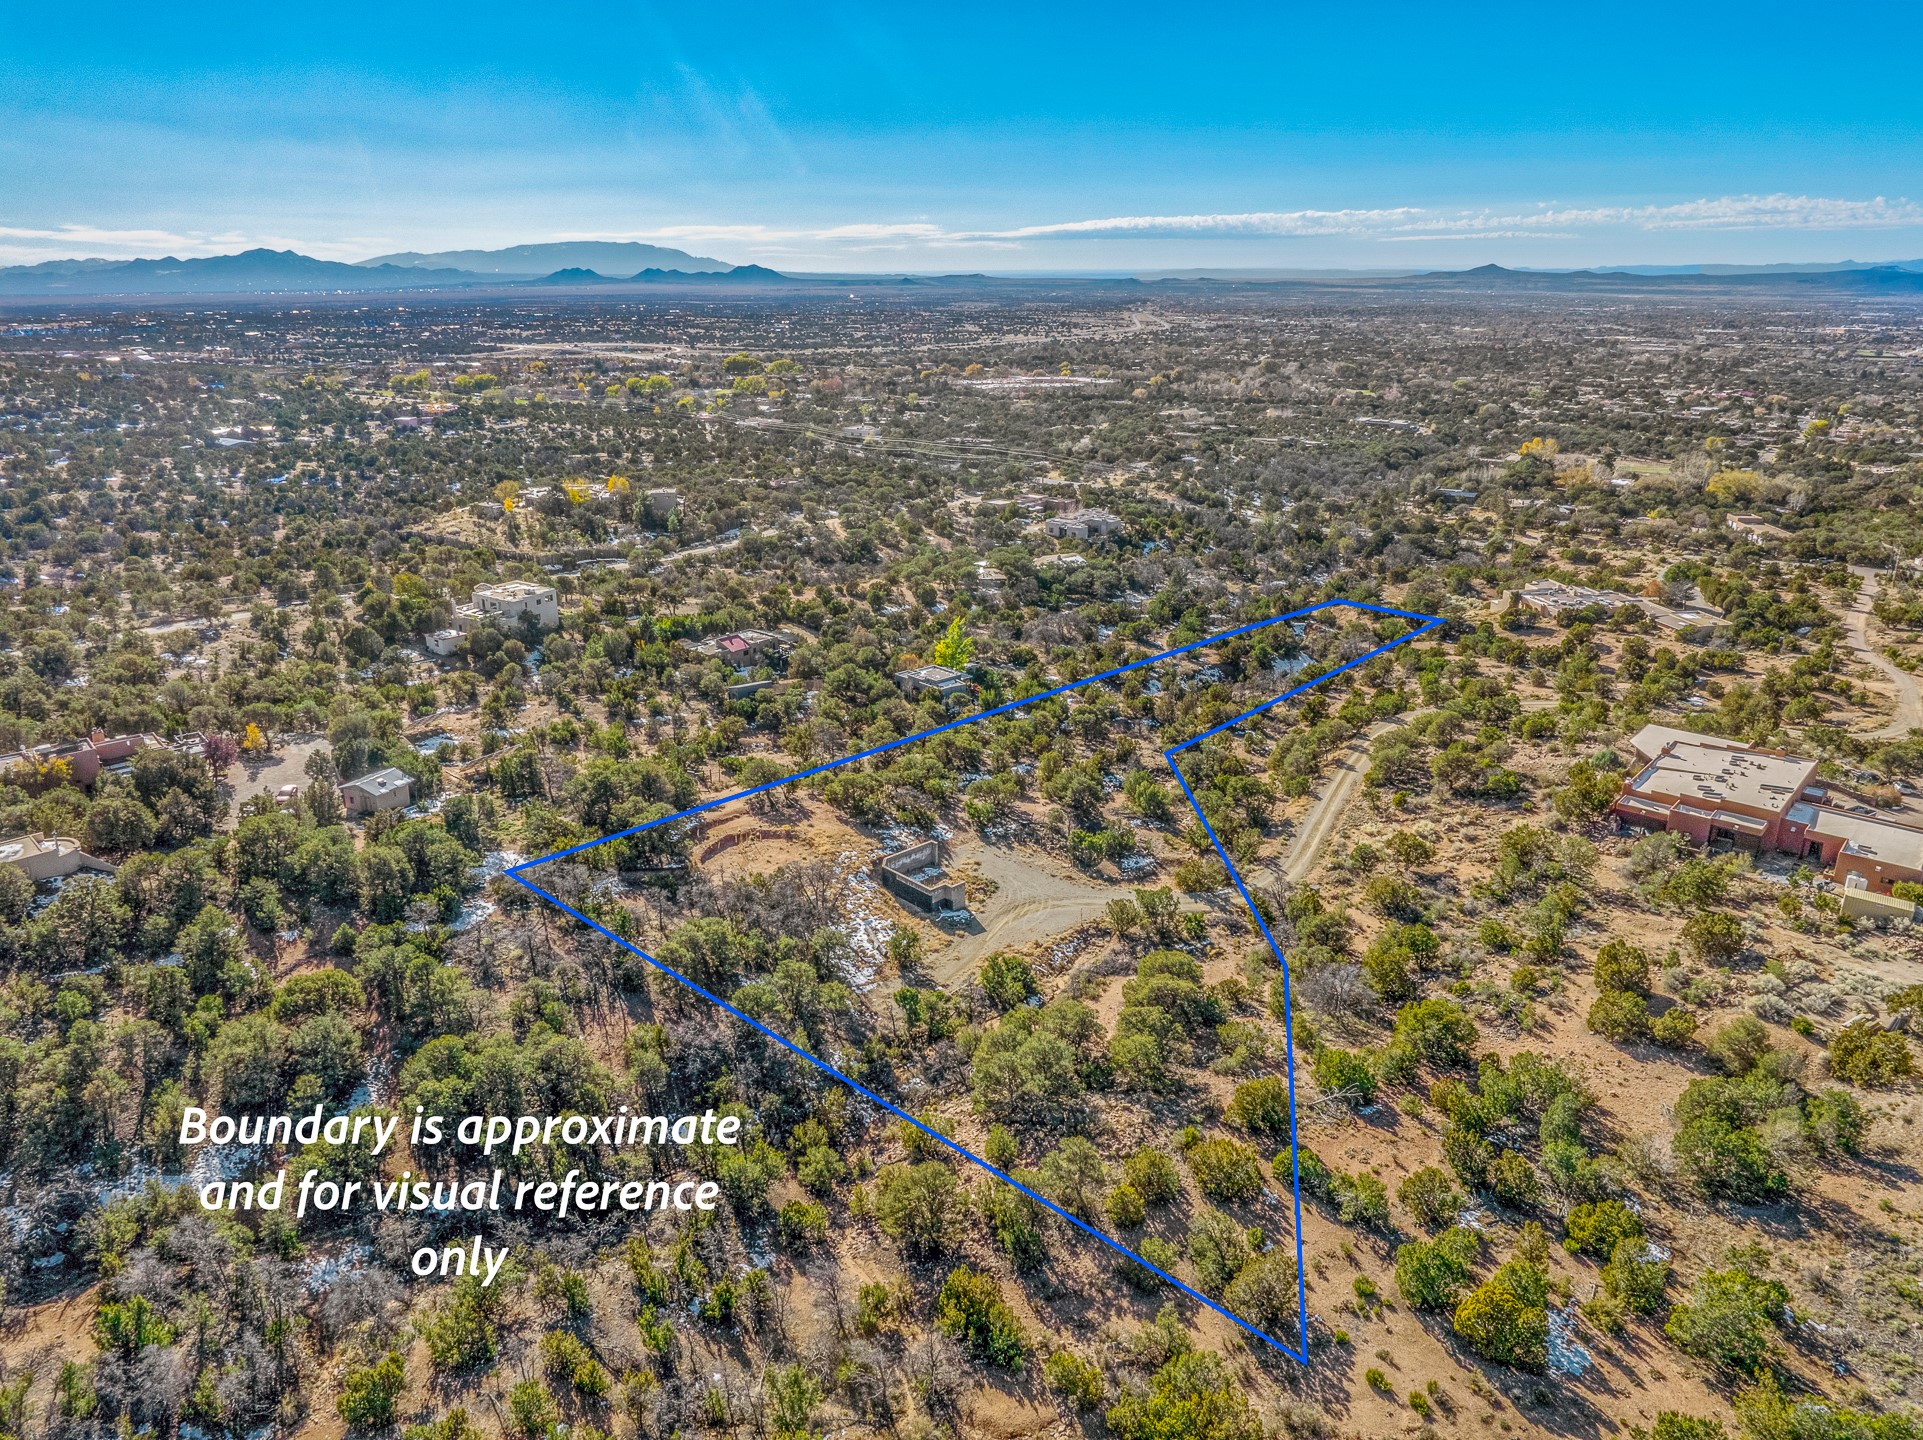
[{"xmin": 361, "ymin": 241, "xmax": 729, "ymax": 276}]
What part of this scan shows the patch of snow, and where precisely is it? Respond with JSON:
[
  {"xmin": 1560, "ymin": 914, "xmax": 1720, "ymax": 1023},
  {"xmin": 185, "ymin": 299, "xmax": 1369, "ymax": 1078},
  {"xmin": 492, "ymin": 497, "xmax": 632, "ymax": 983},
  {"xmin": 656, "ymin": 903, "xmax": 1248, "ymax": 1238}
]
[{"xmin": 1546, "ymin": 1307, "xmax": 1592, "ymax": 1377}]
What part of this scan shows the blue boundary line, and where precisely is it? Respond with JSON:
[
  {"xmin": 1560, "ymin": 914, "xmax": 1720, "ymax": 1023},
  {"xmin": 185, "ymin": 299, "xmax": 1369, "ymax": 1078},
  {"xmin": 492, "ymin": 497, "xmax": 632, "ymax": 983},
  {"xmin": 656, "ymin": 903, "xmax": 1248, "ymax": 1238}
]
[{"xmin": 507, "ymin": 598, "xmax": 1443, "ymax": 1362}]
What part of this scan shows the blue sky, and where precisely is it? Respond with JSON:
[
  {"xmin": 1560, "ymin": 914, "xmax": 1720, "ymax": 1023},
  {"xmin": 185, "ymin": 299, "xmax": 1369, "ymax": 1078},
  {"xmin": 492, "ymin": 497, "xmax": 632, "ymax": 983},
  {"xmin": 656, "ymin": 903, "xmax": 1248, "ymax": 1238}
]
[{"xmin": 4, "ymin": 1, "xmax": 1922, "ymax": 272}]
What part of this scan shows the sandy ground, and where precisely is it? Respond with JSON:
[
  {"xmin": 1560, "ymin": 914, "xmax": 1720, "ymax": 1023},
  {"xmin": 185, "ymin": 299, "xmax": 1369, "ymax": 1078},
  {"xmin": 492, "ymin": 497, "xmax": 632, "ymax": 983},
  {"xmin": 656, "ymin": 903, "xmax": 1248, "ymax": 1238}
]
[
  {"xmin": 929, "ymin": 835, "xmax": 1130, "ymax": 986},
  {"xmin": 221, "ymin": 733, "xmax": 329, "ymax": 826},
  {"xmin": 1846, "ymin": 566, "xmax": 1923, "ymax": 739}
]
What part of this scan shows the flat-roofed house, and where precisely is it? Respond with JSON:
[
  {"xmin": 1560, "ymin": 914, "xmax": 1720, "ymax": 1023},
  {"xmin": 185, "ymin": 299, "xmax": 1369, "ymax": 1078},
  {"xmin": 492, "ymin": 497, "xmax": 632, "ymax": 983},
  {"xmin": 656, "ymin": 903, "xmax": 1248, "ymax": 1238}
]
[
  {"xmin": 681, "ymin": 628, "xmax": 791, "ymax": 665},
  {"xmin": 1785, "ymin": 805, "xmax": 1923, "ymax": 895},
  {"xmin": 1612, "ymin": 725, "xmax": 1923, "ymax": 896},
  {"xmin": 895, "ymin": 664, "xmax": 970, "ymax": 705},
  {"xmin": 1612, "ymin": 736, "xmax": 1819, "ymax": 852},
  {"xmin": 453, "ymin": 580, "xmax": 559, "ymax": 634},
  {"xmin": 1515, "ymin": 578, "xmax": 1633, "ymax": 619},
  {"xmin": 1043, "ymin": 508, "xmax": 1125, "ymax": 540},
  {"xmin": 1727, "ymin": 513, "xmax": 1792, "ymax": 544},
  {"xmin": 340, "ymin": 767, "xmax": 413, "ymax": 817},
  {"xmin": 0, "ymin": 729, "xmax": 160, "ymax": 789},
  {"xmin": 0, "ymin": 832, "xmax": 115, "ymax": 881}
]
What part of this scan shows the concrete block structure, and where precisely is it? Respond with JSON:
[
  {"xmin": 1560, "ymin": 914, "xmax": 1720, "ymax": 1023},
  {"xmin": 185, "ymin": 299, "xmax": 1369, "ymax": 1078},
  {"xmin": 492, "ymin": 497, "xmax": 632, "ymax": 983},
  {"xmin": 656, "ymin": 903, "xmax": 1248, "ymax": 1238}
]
[
  {"xmin": 875, "ymin": 839, "xmax": 968, "ymax": 914},
  {"xmin": 1044, "ymin": 508, "xmax": 1125, "ymax": 540}
]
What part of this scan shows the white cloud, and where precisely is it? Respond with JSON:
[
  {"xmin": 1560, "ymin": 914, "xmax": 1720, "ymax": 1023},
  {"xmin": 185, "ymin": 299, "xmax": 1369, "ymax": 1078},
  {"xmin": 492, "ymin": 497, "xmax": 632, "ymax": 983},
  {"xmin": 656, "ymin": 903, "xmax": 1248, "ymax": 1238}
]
[
  {"xmin": 8, "ymin": 193, "xmax": 1921, "ymax": 269},
  {"xmin": 0, "ymin": 222, "xmax": 371, "ymax": 265},
  {"xmin": 549, "ymin": 194, "xmax": 1923, "ymax": 260},
  {"xmin": 968, "ymin": 195, "xmax": 1923, "ymax": 243}
]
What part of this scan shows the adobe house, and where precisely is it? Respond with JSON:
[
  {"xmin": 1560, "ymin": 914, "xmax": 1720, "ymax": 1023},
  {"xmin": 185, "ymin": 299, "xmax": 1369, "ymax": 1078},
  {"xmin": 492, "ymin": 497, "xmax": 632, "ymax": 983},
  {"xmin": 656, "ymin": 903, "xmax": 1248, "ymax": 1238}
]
[
  {"xmin": 340, "ymin": 767, "xmax": 414, "ymax": 817},
  {"xmin": 0, "ymin": 833, "xmax": 115, "ymax": 882}
]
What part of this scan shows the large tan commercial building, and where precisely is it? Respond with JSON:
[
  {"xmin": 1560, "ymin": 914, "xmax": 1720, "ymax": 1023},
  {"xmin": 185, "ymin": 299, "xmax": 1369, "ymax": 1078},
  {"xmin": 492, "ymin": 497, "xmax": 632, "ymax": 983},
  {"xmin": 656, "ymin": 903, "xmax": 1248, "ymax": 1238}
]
[{"xmin": 1613, "ymin": 725, "xmax": 1923, "ymax": 896}]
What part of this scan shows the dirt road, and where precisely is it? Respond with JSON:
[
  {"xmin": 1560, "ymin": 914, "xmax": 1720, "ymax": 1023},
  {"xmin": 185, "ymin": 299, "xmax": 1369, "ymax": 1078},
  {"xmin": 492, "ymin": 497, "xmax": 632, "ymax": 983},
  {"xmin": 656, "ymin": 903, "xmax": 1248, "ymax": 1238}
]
[
  {"xmin": 929, "ymin": 838, "xmax": 1128, "ymax": 986},
  {"xmin": 1846, "ymin": 566, "xmax": 1923, "ymax": 740},
  {"xmin": 1270, "ymin": 722, "xmax": 1391, "ymax": 884}
]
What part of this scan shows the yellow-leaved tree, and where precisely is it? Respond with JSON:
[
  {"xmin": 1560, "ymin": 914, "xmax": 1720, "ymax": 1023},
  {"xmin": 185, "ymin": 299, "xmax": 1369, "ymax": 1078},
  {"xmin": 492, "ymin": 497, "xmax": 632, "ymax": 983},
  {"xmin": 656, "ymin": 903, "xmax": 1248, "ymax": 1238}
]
[{"xmin": 930, "ymin": 617, "xmax": 974, "ymax": 671}]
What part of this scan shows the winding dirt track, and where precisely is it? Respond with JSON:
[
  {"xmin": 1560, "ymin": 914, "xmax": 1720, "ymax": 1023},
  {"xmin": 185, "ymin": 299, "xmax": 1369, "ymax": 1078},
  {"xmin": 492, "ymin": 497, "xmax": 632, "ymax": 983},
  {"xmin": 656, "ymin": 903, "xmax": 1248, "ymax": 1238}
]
[{"xmin": 1846, "ymin": 566, "xmax": 1923, "ymax": 740}]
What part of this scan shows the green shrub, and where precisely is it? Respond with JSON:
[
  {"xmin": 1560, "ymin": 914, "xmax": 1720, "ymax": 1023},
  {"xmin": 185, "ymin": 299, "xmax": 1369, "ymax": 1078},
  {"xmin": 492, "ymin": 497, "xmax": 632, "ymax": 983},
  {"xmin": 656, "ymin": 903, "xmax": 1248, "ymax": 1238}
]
[
  {"xmin": 1105, "ymin": 1350, "xmax": 1262, "ymax": 1440},
  {"xmin": 980, "ymin": 951, "xmax": 1039, "ymax": 1010},
  {"xmin": 1602, "ymin": 1237, "xmax": 1669, "ymax": 1314},
  {"xmin": 984, "ymin": 1123, "xmax": 1019, "ymax": 1169},
  {"xmin": 337, "ymin": 1350, "xmax": 406, "ymax": 1429},
  {"xmin": 1226, "ymin": 1076, "xmax": 1293, "ymax": 1134},
  {"xmin": 1394, "ymin": 1227, "xmax": 1479, "ymax": 1310},
  {"xmin": 1650, "ymin": 1414, "xmax": 1728, "ymax": 1440},
  {"xmin": 539, "ymin": 1330, "xmax": 610, "ymax": 1398},
  {"xmin": 1681, "ymin": 911, "xmax": 1744, "ymax": 965},
  {"xmin": 1042, "ymin": 1351, "xmax": 1106, "ymax": 1411},
  {"xmin": 1650, "ymin": 1006, "xmax": 1700, "ymax": 1048},
  {"xmin": 1486, "ymin": 1151, "xmax": 1542, "ymax": 1210},
  {"xmin": 1592, "ymin": 938, "xmax": 1651, "ymax": 994},
  {"xmin": 1106, "ymin": 1182, "xmax": 1147, "ymax": 1229},
  {"xmin": 1124, "ymin": 1146, "xmax": 1182, "ymax": 1206},
  {"xmin": 873, "ymin": 1162, "xmax": 960, "ymax": 1257},
  {"xmin": 420, "ymin": 1276, "xmax": 505, "ymax": 1373},
  {"xmin": 1397, "ymin": 1166, "xmax": 1465, "ymax": 1229},
  {"xmin": 938, "ymin": 1265, "xmax": 1026, "ymax": 1367},
  {"xmin": 1363, "ymin": 875, "xmax": 1426, "ymax": 921},
  {"xmin": 1804, "ymin": 1088, "xmax": 1869, "ymax": 1155},
  {"xmin": 1829, "ymin": 1019, "xmax": 1914, "ymax": 1086},
  {"xmin": 777, "ymin": 1199, "xmax": 828, "ymax": 1249},
  {"xmin": 1392, "ymin": 998, "xmax": 1478, "ymax": 1067},
  {"xmin": 506, "ymin": 1379, "xmax": 558, "ymax": 1440},
  {"xmin": 1452, "ymin": 1260, "xmax": 1549, "ymax": 1370},
  {"xmin": 1664, "ymin": 1267, "xmax": 1787, "ymax": 1375},
  {"xmin": 1562, "ymin": 1199, "xmax": 1643, "ymax": 1259},
  {"xmin": 1312, "ymin": 1046, "xmax": 1377, "ymax": 1104},
  {"xmin": 1188, "ymin": 1207, "xmax": 1251, "ymax": 1290},
  {"xmin": 1333, "ymin": 1170, "xmax": 1390, "ymax": 1229},
  {"xmin": 1185, "ymin": 1137, "xmax": 1265, "ymax": 1203},
  {"xmin": 1223, "ymin": 1249, "xmax": 1299, "ymax": 1330},
  {"xmin": 1731, "ymin": 1377, "xmax": 1908, "ymax": 1440},
  {"xmin": 978, "ymin": 1182, "xmax": 1048, "ymax": 1272},
  {"xmin": 1587, "ymin": 989, "xmax": 1650, "ymax": 1041},
  {"xmin": 1706, "ymin": 1016, "xmax": 1771, "ymax": 1075},
  {"xmin": 1674, "ymin": 1117, "xmax": 1788, "ymax": 1203}
]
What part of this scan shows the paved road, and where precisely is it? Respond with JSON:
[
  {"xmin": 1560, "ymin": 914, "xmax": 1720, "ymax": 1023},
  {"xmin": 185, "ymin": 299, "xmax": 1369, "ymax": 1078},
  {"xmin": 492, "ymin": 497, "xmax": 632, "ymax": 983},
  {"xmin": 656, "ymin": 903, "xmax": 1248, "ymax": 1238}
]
[{"xmin": 1846, "ymin": 566, "xmax": 1923, "ymax": 740}]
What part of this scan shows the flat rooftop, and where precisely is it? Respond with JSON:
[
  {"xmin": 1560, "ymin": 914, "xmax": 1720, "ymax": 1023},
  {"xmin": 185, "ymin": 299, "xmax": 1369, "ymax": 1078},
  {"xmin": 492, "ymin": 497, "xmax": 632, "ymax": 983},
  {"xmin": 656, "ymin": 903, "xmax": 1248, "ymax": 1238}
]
[
  {"xmin": 1794, "ymin": 804, "xmax": 1923, "ymax": 873},
  {"xmin": 475, "ymin": 580, "xmax": 554, "ymax": 600},
  {"xmin": 0, "ymin": 834, "xmax": 59, "ymax": 864},
  {"xmin": 1627, "ymin": 740, "xmax": 1818, "ymax": 816}
]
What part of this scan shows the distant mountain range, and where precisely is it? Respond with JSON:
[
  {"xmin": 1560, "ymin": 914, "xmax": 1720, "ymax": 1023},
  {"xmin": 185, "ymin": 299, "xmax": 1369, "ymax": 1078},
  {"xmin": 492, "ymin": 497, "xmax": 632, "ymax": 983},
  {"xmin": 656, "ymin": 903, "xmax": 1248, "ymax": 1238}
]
[
  {"xmin": 359, "ymin": 241, "xmax": 728, "ymax": 276},
  {"xmin": 0, "ymin": 247, "xmax": 765, "ymax": 297},
  {"xmin": 4, "ymin": 246, "xmax": 1923, "ymax": 300}
]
